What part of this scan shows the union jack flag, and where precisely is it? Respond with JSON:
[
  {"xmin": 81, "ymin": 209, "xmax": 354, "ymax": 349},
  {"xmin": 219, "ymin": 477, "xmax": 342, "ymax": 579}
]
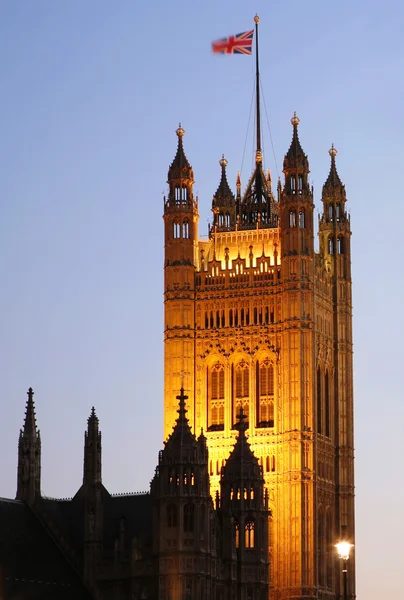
[{"xmin": 211, "ymin": 30, "xmax": 254, "ymax": 55}]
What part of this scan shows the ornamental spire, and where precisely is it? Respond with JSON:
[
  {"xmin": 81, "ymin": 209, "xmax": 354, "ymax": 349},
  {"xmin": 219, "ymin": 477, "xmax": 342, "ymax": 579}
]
[
  {"xmin": 284, "ymin": 112, "xmax": 309, "ymax": 171},
  {"xmin": 23, "ymin": 387, "xmax": 38, "ymax": 436},
  {"xmin": 167, "ymin": 124, "xmax": 194, "ymax": 185},
  {"xmin": 323, "ymin": 144, "xmax": 344, "ymax": 191},
  {"xmin": 212, "ymin": 155, "xmax": 236, "ymax": 231}
]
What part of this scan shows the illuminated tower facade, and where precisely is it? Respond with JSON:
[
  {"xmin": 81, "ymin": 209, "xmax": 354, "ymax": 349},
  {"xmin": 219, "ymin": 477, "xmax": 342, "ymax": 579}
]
[{"xmin": 163, "ymin": 119, "xmax": 355, "ymax": 600}]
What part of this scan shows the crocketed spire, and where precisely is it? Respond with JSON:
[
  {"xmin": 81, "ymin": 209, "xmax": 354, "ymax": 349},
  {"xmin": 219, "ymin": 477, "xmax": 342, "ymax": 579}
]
[
  {"xmin": 163, "ymin": 388, "xmax": 197, "ymax": 458},
  {"xmin": 87, "ymin": 406, "xmax": 99, "ymax": 429},
  {"xmin": 213, "ymin": 155, "xmax": 235, "ymax": 207},
  {"xmin": 222, "ymin": 408, "xmax": 262, "ymax": 480},
  {"xmin": 212, "ymin": 155, "xmax": 236, "ymax": 230},
  {"xmin": 16, "ymin": 387, "xmax": 41, "ymax": 503},
  {"xmin": 22, "ymin": 387, "xmax": 38, "ymax": 437},
  {"xmin": 283, "ymin": 112, "xmax": 309, "ymax": 172},
  {"xmin": 322, "ymin": 144, "xmax": 345, "ymax": 193},
  {"xmin": 167, "ymin": 124, "xmax": 194, "ymax": 184},
  {"xmin": 82, "ymin": 405, "xmax": 102, "ymax": 486}
]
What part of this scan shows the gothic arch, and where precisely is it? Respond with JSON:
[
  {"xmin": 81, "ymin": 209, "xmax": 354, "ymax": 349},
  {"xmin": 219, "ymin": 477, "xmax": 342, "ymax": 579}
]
[{"xmin": 206, "ymin": 359, "xmax": 225, "ymax": 431}]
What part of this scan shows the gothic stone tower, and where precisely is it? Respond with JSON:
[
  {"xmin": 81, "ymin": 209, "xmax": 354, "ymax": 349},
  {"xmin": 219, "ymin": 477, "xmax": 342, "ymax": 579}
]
[{"xmin": 163, "ymin": 119, "xmax": 355, "ymax": 600}]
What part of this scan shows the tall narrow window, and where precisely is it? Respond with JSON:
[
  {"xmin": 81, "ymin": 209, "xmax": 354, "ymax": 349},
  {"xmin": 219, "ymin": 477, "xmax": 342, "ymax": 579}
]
[
  {"xmin": 328, "ymin": 237, "xmax": 335, "ymax": 255},
  {"xmin": 290, "ymin": 176, "xmax": 296, "ymax": 193},
  {"xmin": 234, "ymin": 361, "xmax": 249, "ymax": 425},
  {"xmin": 317, "ymin": 366, "xmax": 322, "ymax": 434},
  {"xmin": 182, "ymin": 219, "xmax": 189, "ymax": 239},
  {"xmin": 329, "ymin": 204, "xmax": 334, "ymax": 222},
  {"xmin": 184, "ymin": 504, "xmax": 195, "ymax": 532},
  {"xmin": 235, "ymin": 520, "xmax": 240, "ymax": 548},
  {"xmin": 336, "ymin": 203, "xmax": 341, "ymax": 221},
  {"xmin": 337, "ymin": 236, "xmax": 344, "ymax": 254},
  {"xmin": 325, "ymin": 371, "xmax": 330, "ymax": 438},
  {"xmin": 298, "ymin": 174, "xmax": 303, "ymax": 191},
  {"xmin": 257, "ymin": 360, "xmax": 275, "ymax": 427},
  {"xmin": 289, "ymin": 210, "xmax": 296, "ymax": 227},
  {"xmin": 173, "ymin": 221, "xmax": 181, "ymax": 239},
  {"xmin": 299, "ymin": 210, "xmax": 305, "ymax": 228},
  {"xmin": 208, "ymin": 363, "xmax": 225, "ymax": 431},
  {"xmin": 167, "ymin": 504, "xmax": 177, "ymax": 527},
  {"xmin": 245, "ymin": 520, "xmax": 255, "ymax": 548}
]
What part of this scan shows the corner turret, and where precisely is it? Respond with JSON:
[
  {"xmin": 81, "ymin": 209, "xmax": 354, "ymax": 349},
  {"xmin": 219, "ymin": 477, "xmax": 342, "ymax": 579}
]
[
  {"xmin": 211, "ymin": 155, "xmax": 236, "ymax": 231},
  {"xmin": 280, "ymin": 113, "xmax": 314, "ymax": 258},
  {"xmin": 319, "ymin": 145, "xmax": 351, "ymax": 276}
]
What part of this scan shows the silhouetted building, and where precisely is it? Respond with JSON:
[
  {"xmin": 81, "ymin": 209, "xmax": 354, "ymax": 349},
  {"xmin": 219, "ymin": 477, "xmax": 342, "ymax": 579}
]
[{"xmin": 0, "ymin": 387, "xmax": 269, "ymax": 600}]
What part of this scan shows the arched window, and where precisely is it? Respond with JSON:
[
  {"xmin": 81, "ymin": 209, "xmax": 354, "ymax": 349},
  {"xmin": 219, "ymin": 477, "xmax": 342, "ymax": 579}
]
[
  {"xmin": 337, "ymin": 236, "xmax": 344, "ymax": 254},
  {"xmin": 336, "ymin": 203, "xmax": 341, "ymax": 221},
  {"xmin": 173, "ymin": 221, "xmax": 181, "ymax": 239},
  {"xmin": 289, "ymin": 210, "xmax": 296, "ymax": 227},
  {"xmin": 328, "ymin": 237, "xmax": 334, "ymax": 255},
  {"xmin": 184, "ymin": 504, "xmax": 195, "ymax": 532},
  {"xmin": 245, "ymin": 520, "xmax": 255, "ymax": 548},
  {"xmin": 298, "ymin": 174, "xmax": 303, "ymax": 191},
  {"xmin": 225, "ymin": 213, "xmax": 230, "ymax": 228},
  {"xmin": 299, "ymin": 210, "xmax": 305, "ymax": 228},
  {"xmin": 208, "ymin": 363, "xmax": 224, "ymax": 431},
  {"xmin": 234, "ymin": 361, "xmax": 249, "ymax": 425},
  {"xmin": 257, "ymin": 361, "xmax": 275, "ymax": 427},
  {"xmin": 290, "ymin": 176, "xmax": 296, "ymax": 193},
  {"xmin": 325, "ymin": 371, "xmax": 330, "ymax": 438},
  {"xmin": 167, "ymin": 504, "xmax": 177, "ymax": 527},
  {"xmin": 317, "ymin": 366, "xmax": 322, "ymax": 434},
  {"xmin": 182, "ymin": 219, "xmax": 189, "ymax": 239},
  {"xmin": 329, "ymin": 204, "xmax": 334, "ymax": 222}
]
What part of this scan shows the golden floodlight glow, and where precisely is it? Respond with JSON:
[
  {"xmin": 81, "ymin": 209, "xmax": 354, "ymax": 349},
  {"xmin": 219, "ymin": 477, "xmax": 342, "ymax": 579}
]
[{"xmin": 335, "ymin": 541, "xmax": 353, "ymax": 561}]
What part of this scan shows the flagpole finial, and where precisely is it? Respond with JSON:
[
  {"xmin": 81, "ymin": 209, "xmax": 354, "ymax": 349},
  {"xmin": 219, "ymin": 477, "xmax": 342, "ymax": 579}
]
[{"xmin": 254, "ymin": 14, "xmax": 260, "ymax": 24}]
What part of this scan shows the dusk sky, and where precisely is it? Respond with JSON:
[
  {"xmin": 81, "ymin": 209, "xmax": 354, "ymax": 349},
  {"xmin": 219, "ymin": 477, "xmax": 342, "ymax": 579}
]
[{"xmin": 1, "ymin": 1, "xmax": 403, "ymax": 597}]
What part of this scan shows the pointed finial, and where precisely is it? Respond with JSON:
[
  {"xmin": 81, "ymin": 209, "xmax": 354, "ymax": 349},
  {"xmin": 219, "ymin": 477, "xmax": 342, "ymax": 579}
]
[
  {"xmin": 176, "ymin": 387, "xmax": 188, "ymax": 421},
  {"xmin": 236, "ymin": 405, "xmax": 248, "ymax": 432},
  {"xmin": 23, "ymin": 387, "xmax": 37, "ymax": 435},
  {"xmin": 291, "ymin": 111, "xmax": 300, "ymax": 127},
  {"xmin": 219, "ymin": 154, "xmax": 228, "ymax": 168},
  {"xmin": 254, "ymin": 14, "xmax": 260, "ymax": 24},
  {"xmin": 236, "ymin": 171, "xmax": 241, "ymax": 189},
  {"xmin": 329, "ymin": 143, "xmax": 338, "ymax": 158},
  {"xmin": 176, "ymin": 123, "xmax": 185, "ymax": 137}
]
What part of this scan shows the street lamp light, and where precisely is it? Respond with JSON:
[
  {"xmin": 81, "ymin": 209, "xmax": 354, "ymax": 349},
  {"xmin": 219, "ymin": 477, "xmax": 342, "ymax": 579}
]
[{"xmin": 335, "ymin": 536, "xmax": 353, "ymax": 600}]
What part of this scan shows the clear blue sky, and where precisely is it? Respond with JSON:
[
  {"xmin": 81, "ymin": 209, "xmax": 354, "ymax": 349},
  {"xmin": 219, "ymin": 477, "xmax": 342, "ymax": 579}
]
[{"xmin": 0, "ymin": 1, "xmax": 403, "ymax": 597}]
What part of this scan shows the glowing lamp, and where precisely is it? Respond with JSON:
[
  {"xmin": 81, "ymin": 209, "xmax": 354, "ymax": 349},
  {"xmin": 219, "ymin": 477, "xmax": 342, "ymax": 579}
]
[{"xmin": 335, "ymin": 540, "xmax": 353, "ymax": 561}]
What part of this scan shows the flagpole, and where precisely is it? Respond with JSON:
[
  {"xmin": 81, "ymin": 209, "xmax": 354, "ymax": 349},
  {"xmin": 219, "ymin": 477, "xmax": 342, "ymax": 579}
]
[{"xmin": 254, "ymin": 14, "xmax": 261, "ymax": 157}]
